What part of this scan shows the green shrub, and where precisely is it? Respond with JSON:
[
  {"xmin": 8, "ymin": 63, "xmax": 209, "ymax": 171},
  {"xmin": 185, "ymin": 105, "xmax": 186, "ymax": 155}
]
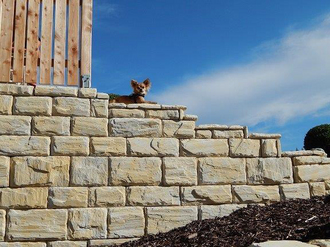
[{"xmin": 304, "ymin": 124, "xmax": 330, "ymax": 156}]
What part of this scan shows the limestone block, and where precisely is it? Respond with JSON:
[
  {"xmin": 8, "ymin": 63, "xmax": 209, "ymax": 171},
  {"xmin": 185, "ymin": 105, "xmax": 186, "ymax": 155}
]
[
  {"xmin": 293, "ymin": 156, "xmax": 330, "ymax": 166},
  {"xmin": 32, "ymin": 117, "xmax": 70, "ymax": 136},
  {"xmin": 233, "ymin": 185, "xmax": 280, "ymax": 203},
  {"xmin": 89, "ymin": 239, "xmax": 139, "ymax": 246},
  {"xmin": 163, "ymin": 157, "xmax": 197, "ymax": 186},
  {"xmin": 127, "ymin": 186, "xmax": 180, "ymax": 206},
  {"xmin": 326, "ymin": 180, "xmax": 330, "ymax": 190},
  {"xmin": 0, "ymin": 136, "xmax": 50, "ymax": 156},
  {"xmin": 196, "ymin": 130, "xmax": 212, "ymax": 139},
  {"xmin": 108, "ymin": 103, "xmax": 126, "ymax": 109},
  {"xmin": 182, "ymin": 185, "xmax": 232, "ymax": 205},
  {"xmin": 91, "ymin": 99, "xmax": 108, "ymax": 118},
  {"xmin": 0, "ymin": 156, "xmax": 9, "ymax": 187},
  {"xmin": 0, "ymin": 95, "xmax": 13, "ymax": 114},
  {"xmin": 213, "ymin": 130, "xmax": 244, "ymax": 139},
  {"xmin": 198, "ymin": 158, "xmax": 246, "ymax": 185},
  {"xmin": 110, "ymin": 157, "xmax": 162, "ymax": 186},
  {"xmin": 261, "ymin": 139, "xmax": 278, "ymax": 157},
  {"xmin": 294, "ymin": 165, "xmax": 330, "ymax": 182},
  {"xmin": 48, "ymin": 242, "xmax": 87, "ymax": 247},
  {"xmin": 181, "ymin": 139, "xmax": 229, "ymax": 157},
  {"xmin": 309, "ymin": 239, "xmax": 330, "ymax": 247},
  {"xmin": 48, "ymin": 187, "xmax": 88, "ymax": 208},
  {"xmin": 108, "ymin": 207, "xmax": 145, "ymax": 238},
  {"xmin": 109, "ymin": 109, "xmax": 145, "ymax": 118},
  {"xmin": 146, "ymin": 110, "xmax": 180, "ymax": 120},
  {"xmin": 52, "ymin": 137, "xmax": 89, "ymax": 156},
  {"xmin": 282, "ymin": 150, "xmax": 327, "ymax": 157},
  {"xmin": 34, "ymin": 86, "xmax": 78, "ymax": 97},
  {"xmin": 90, "ymin": 137, "xmax": 126, "ymax": 156},
  {"xmin": 68, "ymin": 208, "xmax": 107, "ymax": 240},
  {"xmin": 89, "ymin": 187, "xmax": 125, "ymax": 207},
  {"xmin": 250, "ymin": 240, "xmax": 316, "ymax": 247},
  {"xmin": 201, "ymin": 204, "xmax": 247, "ymax": 220},
  {"xmin": 0, "ymin": 116, "xmax": 31, "ymax": 135},
  {"xmin": 280, "ymin": 183, "xmax": 310, "ymax": 200},
  {"xmin": 309, "ymin": 182, "xmax": 326, "ymax": 197},
  {"xmin": 71, "ymin": 157, "xmax": 108, "ymax": 186},
  {"xmin": 249, "ymin": 133, "xmax": 281, "ymax": 139},
  {"xmin": 0, "ymin": 210, "xmax": 5, "ymax": 241},
  {"xmin": 53, "ymin": 97, "xmax": 90, "ymax": 117},
  {"xmin": 127, "ymin": 104, "xmax": 161, "ymax": 110},
  {"xmin": 0, "ymin": 84, "xmax": 33, "ymax": 96},
  {"xmin": 163, "ymin": 120, "xmax": 195, "ymax": 138},
  {"xmin": 13, "ymin": 97, "xmax": 52, "ymax": 116},
  {"xmin": 247, "ymin": 158, "xmax": 293, "ymax": 184},
  {"xmin": 72, "ymin": 117, "xmax": 108, "ymax": 136},
  {"xmin": 229, "ymin": 139, "xmax": 260, "ymax": 157},
  {"xmin": 127, "ymin": 138, "xmax": 179, "ymax": 157},
  {"xmin": 78, "ymin": 88, "xmax": 97, "ymax": 98},
  {"xmin": 97, "ymin": 93, "xmax": 109, "ymax": 100},
  {"xmin": 0, "ymin": 243, "xmax": 46, "ymax": 247},
  {"xmin": 7, "ymin": 209, "xmax": 67, "ymax": 240},
  {"xmin": 11, "ymin": 156, "xmax": 70, "ymax": 187},
  {"xmin": 147, "ymin": 206, "xmax": 198, "ymax": 234},
  {"xmin": 109, "ymin": 118, "xmax": 162, "ymax": 137},
  {"xmin": 0, "ymin": 187, "xmax": 48, "ymax": 209},
  {"xmin": 183, "ymin": 114, "xmax": 198, "ymax": 121}
]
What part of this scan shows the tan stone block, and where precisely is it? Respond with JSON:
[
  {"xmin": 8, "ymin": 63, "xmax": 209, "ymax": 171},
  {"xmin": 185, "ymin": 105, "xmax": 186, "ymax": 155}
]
[
  {"xmin": 97, "ymin": 93, "xmax": 109, "ymax": 100},
  {"xmin": 108, "ymin": 207, "xmax": 144, "ymax": 238},
  {"xmin": 89, "ymin": 187, "xmax": 125, "ymax": 207},
  {"xmin": 181, "ymin": 139, "xmax": 229, "ymax": 157},
  {"xmin": 262, "ymin": 139, "xmax": 278, "ymax": 157},
  {"xmin": 309, "ymin": 182, "xmax": 326, "ymax": 197},
  {"xmin": 0, "ymin": 84, "xmax": 33, "ymax": 96},
  {"xmin": 0, "ymin": 95, "xmax": 13, "ymax": 114},
  {"xmin": 68, "ymin": 208, "xmax": 107, "ymax": 240},
  {"xmin": 247, "ymin": 158, "xmax": 293, "ymax": 184},
  {"xmin": 7, "ymin": 209, "xmax": 67, "ymax": 240},
  {"xmin": 293, "ymin": 156, "xmax": 330, "ymax": 166},
  {"xmin": 280, "ymin": 183, "xmax": 310, "ymax": 200},
  {"xmin": 72, "ymin": 117, "xmax": 108, "ymax": 137},
  {"xmin": 127, "ymin": 138, "xmax": 179, "ymax": 157},
  {"xmin": 0, "ymin": 116, "xmax": 31, "ymax": 135},
  {"xmin": 0, "ymin": 210, "xmax": 5, "ymax": 241},
  {"xmin": 127, "ymin": 186, "xmax": 180, "ymax": 206},
  {"xmin": 109, "ymin": 109, "xmax": 145, "ymax": 118},
  {"xmin": 0, "ymin": 187, "xmax": 48, "ymax": 209},
  {"xmin": 90, "ymin": 137, "xmax": 126, "ymax": 156},
  {"xmin": 0, "ymin": 243, "xmax": 46, "ymax": 247},
  {"xmin": 48, "ymin": 241, "xmax": 87, "ymax": 247},
  {"xmin": 12, "ymin": 156, "xmax": 70, "ymax": 187},
  {"xmin": 48, "ymin": 187, "xmax": 88, "ymax": 208},
  {"xmin": 109, "ymin": 118, "xmax": 162, "ymax": 137},
  {"xmin": 91, "ymin": 99, "xmax": 108, "ymax": 118},
  {"xmin": 34, "ymin": 86, "xmax": 78, "ymax": 97},
  {"xmin": 250, "ymin": 240, "xmax": 316, "ymax": 247},
  {"xmin": 309, "ymin": 239, "xmax": 330, "ymax": 247},
  {"xmin": 201, "ymin": 204, "xmax": 247, "ymax": 220},
  {"xmin": 229, "ymin": 139, "xmax": 260, "ymax": 157},
  {"xmin": 326, "ymin": 180, "xmax": 330, "ymax": 190},
  {"xmin": 32, "ymin": 117, "xmax": 70, "ymax": 136},
  {"xmin": 147, "ymin": 207, "xmax": 197, "ymax": 234},
  {"xmin": 127, "ymin": 104, "xmax": 161, "ymax": 110},
  {"xmin": 71, "ymin": 157, "xmax": 108, "ymax": 186},
  {"xmin": 53, "ymin": 97, "xmax": 90, "ymax": 117},
  {"xmin": 198, "ymin": 158, "xmax": 246, "ymax": 185},
  {"xmin": 294, "ymin": 165, "xmax": 330, "ymax": 182},
  {"xmin": 182, "ymin": 185, "xmax": 232, "ymax": 205},
  {"xmin": 183, "ymin": 114, "xmax": 198, "ymax": 121},
  {"xmin": 146, "ymin": 110, "xmax": 179, "ymax": 120},
  {"xmin": 110, "ymin": 157, "xmax": 161, "ymax": 186},
  {"xmin": 233, "ymin": 185, "xmax": 280, "ymax": 203},
  {"xmin": 0, "ymin": 136, "xmax": 50, "ymax": 156},
  {"xmin": 89, "ymin": 239, "xmax": 138, "ymax": 247},
  {"xmin": 213, "ymin": 130, "xmax": 244, "ymax": 139},
  {"xmin": 78, "ymin": 88, "xmax": 97, "ymax": 98},
  {"xmin": 163, "ymin": 157, "xmax": 197, "ymax": 186},
  {"xmin": 13, "ymin": 97, "xmax": 52, "ymax": 116},
  {"xmin": 52, "ymin": 137, "xmax": 89, "ymax": 156},
  {"xmin": 0, "ymin": 156, "xmax": 10, "ymax": 187},
  {"xmin": 196, "ymin": 130, "xmax": 212, "ymax": 139},
  {"xmin": 163, "ymin": 120, "xmax": 195, "ymax": 138}
]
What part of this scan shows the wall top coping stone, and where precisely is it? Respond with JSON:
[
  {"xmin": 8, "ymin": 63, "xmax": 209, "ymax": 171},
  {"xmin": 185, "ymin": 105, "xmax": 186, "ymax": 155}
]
[
  {"xmin": 108, "ymin": 103, "xmax": 188, "ymax": 111},
  {"xmin": 183, "ymin": 115, "xmax": 198, "ymax": 121},
  {"xmin": 282, "ymin": 150, "xmax": 327, "ymax": 157},
  {"xmin": 249, "ymin": 133, "xmax": 281, "ymax": 139},
  {"xmin": 195, "ymin": 124, "xmax": 245, "ymax": 130},
  {"xmin": 0, "ymin": 84, "xmax": 34, "ymax": 96}
]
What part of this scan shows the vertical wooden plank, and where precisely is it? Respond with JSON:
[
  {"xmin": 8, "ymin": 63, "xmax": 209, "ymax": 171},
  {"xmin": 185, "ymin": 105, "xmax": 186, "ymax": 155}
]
[
  {"xmin": 0, "ymin": 0, "xmax": 3, "ymax": 38},
  {"xmin": 39, "ymin": 0, "xmax": 53, "ymax": 84},
  {"xmin": 12, "ymin": 0, "xmax": 27, "ymax": 83},
  {"xmin": 25, "ymin": 0, "xmax": 40, "ymax": 84},
  {"xmin": 67, "ymin": 0, "xmax": 79, "ymax": 86},
  {"xmin": 81, "ymin": 0, "xmax": 93, "ymax": 86},
  {"xmin": 53, "ymin": 0, "xmax": 66, "ymax": 85},
  {"xmin": 0, "ymin": 0, "xmax": 15, "ymax": 82}
]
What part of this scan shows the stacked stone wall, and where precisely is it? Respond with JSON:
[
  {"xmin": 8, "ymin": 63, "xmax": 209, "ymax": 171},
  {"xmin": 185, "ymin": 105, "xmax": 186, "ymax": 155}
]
[{"xmin": 0, "ymin": 84, "xmax": 329, "ymax": 246}]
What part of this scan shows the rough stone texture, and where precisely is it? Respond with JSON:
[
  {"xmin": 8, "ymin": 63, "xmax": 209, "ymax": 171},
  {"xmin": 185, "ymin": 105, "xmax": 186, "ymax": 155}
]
[
  {"xmin": 262, "ymin": 139, "xmax": 278, "ymax": 157},
  {"xmin": 127, "ymin": 104, "xmax": 162, "ymax": 110},
  {"xmin": 180, "ymin": 139, "xmax": 229, "ymax": 157},
  {"xmin": 250, "ymin": 240, "xmax": 316, "ymax": 247},
  {"xmin": 32, "ymin": 117, "xmax": 70, "ymax": 136},
  {"xmin": 97, "ymin": 93, "xmax": 109, "ymax": 100},
  {"xmin": 326, "ymin": 180, "xmax": 330, "ymax": 190},
  {"xmin": 0, "ymin": 116, "xmax": 31, "ymax": 135},
  {"xmin": 127, "ymin": 138, "xmax": 179, "ymax": 157},
  {"xmin": 182, "ymin": 185, "xmax": 232, "ymax": 205},
  {"xmin": 0, "ymin": 95, "xmax": 13, "ymax": 114},
  {"xmin": 68, "ymin": 208, "xmax": 107, "ymax": 240},
  {"xmin": 90, "ymin": 137, "xmax": 126, "ymax": 156},
  {"xmin": 52, "ymin": 137, "xmax": 89, "ymax": 156},
  {"xmin": 13, "ymin": 97, "xmax": 52, "ymax": 116},
  {"xmin": 91, "ymin": 99, "xmax": 108, "ymax": 118},
  {"xmin": 233, "ymin": 185, "xmax": 280, "ymax": 204},
  {"xmin": 7, "ymin": 209, "xmax": 67, "ymax": 240},
  {"xmin": 229, "ymin": 139, "xmax": 261, "ymax": 157},
  {"xmin": 309, "ymin": 239, "xmax": 330, "ymax": 247},
  {"xmin": 309, "ymin": 182, "xmax": 326, "ymax": 197},
  {"xmin": 48, "ymin": 187, "xmax": 88, "ymax": 208},
  {"xmin": 72, "ymin": 117, "xmax": 108, "ymax": 137},
  {"xmin": 200, "ymin": 204, "xmax": 247, "ymax": 220},
  {"xmin": 163, "ymin": 120, "xmax": 195, "ymax": 138},
  {"xmin": 294, "ymin": 165, "xmax": 330, "ymax": 182},
  {"xmin": 71, "ymin": 157, "xmax": 108, "ymax": 186},
  {"xmin": 11, "ymin": 156, "xmax": 70, "ymax": 187},
  {"xmin": 0, "ymin": 156, "xmax": 10, "ymax": 187},
  {"xmin": 282, "ymin": 150, "xmax": 327, "ymax": 157},
  {"xmin": 53, "ymin": 97, "xmax": 90, "ymax": 117},
  {"xmin": 89, "ymin": 239, "xmax": 139, "ymax": 246},
  {"xmin": 293, "ymin": 156, "xmax": 330, "ymax": 166},
  {"xmin": 78, "ymin": 88, "xmax": 97, "ymax": 98},
  {"xmin": 163, "ymin": 157, "xmax": 197, "ymax": 186},
  {"xmin": 108, "ymin": 103, "xmax": 126, "ymax": 109},
  {"xmin": 89, "ymin": 187, "xmax": 125, "ymax": 207},
  {"xmin": 146, "ymin": 206, "xmax": 198, "ymax": 234},
  {"xmin": 127, "ymin": 186, "xmax": 180, "ymax": 206},
  {"xmin": 0, "ymin": 243, "xmax": 46, "ymax": 247},
  {"xmin": 108, "ymin": 207, "xmax": 145, "ymax": 238},
  {"xmin": 280, "ymin": 183, "xmax": 310, "ymax": 200},
  {"xmin": 198, "ymin": 158, "xmax": 246, "ymax": 185},
  {"xmin": 109, "ymin": 118, "xmax": 162, "ymax": 137},
  {"xmin": 146, "ymin": 110, "xmax": 180, "ymax": 120},
  {"xmin": 213, "ymin": 130, "xmax": 244, "ymax": 139},
  {"xmin": 0, "ymin": 84, "xmax": 33, "ymax": 96},
  {"xmin": 249, "ymin": 133, "xmax": 282, "ymax": 139},
  {"xmin": 34, "ymin": 86, "xmax": 78, "ymax": 97},
  {"xmin": 0, "ymin": 210, "xmax": 5, "ymax": 241},
  {"xmin": 48, "ymin": 241, "xmax": 87, "ymax": 247},
  {"xmin": 0, "ymin": 188, "xmax": 48, "ymax": 209},
  {"xmin": 0, "ymin": 136, "xmax": 50, "ymax": 156},
  {"xmin": 110, "ymin": 157, "xmax": 162, "ymax": 186},
  {"xmin": 109, "ymin": 109, "xmax": 145, "ymax": 118},
  {"xmin": 196, "ymin": 130, "xmax": 212, "ymax": 139}
]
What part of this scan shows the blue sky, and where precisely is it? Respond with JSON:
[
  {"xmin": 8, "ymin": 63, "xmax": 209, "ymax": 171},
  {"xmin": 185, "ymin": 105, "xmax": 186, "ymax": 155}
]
[{"xmin": 92, "ymin": 0, "xmax": 330, "ymax": 152}]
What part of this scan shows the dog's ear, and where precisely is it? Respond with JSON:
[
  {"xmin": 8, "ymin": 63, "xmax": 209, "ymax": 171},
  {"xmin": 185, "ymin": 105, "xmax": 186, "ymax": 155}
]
[
  {"xmin": 143, "ymin": 78, "xmax": 151, "ymax": 89},
  {"xmin": 131, "ymin": 80, "xmax": 138, "ymax": 88}
]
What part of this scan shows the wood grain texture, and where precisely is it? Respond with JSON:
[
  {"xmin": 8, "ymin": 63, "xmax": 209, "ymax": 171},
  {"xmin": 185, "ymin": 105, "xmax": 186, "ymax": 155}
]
[
  {"xmin": 68, "ymin": 0, "xmax": 79, "ymax": 86},
  {"xmin": 0, "ymin": 0, "xmax": 2, "ymax": 41}
]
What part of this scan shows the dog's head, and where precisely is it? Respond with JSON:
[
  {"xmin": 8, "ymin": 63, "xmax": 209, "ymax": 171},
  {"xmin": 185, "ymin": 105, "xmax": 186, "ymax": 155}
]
[{"xmin": 131, "ymin": 78, "xmax": 151, "ymax": 96}]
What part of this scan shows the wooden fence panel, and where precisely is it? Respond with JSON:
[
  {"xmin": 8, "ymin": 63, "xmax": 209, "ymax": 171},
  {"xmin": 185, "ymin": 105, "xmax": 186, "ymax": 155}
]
[
  {"xmin": 0, "ymin": 0, "xmax": 2, "ymax": 38},
  {"xmin": 81, "ymin": 0, "xmax": 93, "ymax": 81},
  {"xmin": 68, "ymin": 0, "xmax": 79, "ymax": 86}
]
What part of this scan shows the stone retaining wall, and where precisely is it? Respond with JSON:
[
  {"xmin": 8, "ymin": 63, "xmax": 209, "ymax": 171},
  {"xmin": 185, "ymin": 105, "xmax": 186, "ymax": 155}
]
[{"xmin": 0, "ymin": 84, "xmax": 329, "ymax": 247}]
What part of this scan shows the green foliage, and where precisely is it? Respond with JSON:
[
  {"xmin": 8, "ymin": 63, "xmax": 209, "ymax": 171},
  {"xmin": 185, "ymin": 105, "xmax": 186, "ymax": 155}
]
[
  {"xmin": 109, "ymin": 93, "xmax": 120, "ymax": 101},
  {"xmin": 304, "ymin": 124, "xmax": 330, "ymax": 155}
]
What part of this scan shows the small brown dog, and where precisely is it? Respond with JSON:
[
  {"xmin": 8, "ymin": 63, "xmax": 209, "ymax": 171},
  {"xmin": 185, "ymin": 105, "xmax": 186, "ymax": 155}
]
[{"xmin": 110, "ymin": 78, "xmax": 157, "ymax": 104}]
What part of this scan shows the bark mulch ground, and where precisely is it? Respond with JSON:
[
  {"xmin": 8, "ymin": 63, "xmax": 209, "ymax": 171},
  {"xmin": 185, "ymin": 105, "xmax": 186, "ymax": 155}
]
[{"xmin": 119, "ymin": 195, "xmax": 330, "ymax": 247}]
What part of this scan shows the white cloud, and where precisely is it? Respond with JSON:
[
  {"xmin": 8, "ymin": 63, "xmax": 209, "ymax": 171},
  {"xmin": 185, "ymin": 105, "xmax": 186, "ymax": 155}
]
[{"xmin": 150, "ymin": 14, "xmax": 330, "ymax": 126}]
